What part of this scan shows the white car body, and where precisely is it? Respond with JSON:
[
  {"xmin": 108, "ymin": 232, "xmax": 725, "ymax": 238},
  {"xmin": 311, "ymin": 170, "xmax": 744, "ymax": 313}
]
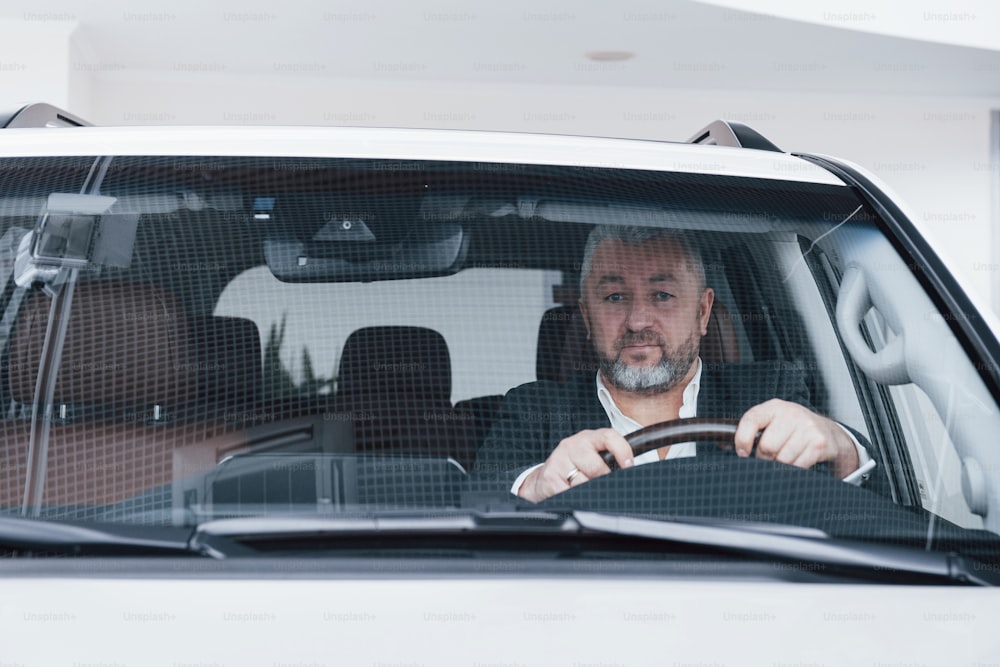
[{"xmin": 1, "ymin": 115, "xmax": 998, "ymax": 666}]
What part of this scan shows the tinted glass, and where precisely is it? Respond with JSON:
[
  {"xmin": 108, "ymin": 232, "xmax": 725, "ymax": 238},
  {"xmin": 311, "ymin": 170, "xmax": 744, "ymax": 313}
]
[{"xmin": 1, "ymin": 154, "xmax": 998, "ymax": 565}]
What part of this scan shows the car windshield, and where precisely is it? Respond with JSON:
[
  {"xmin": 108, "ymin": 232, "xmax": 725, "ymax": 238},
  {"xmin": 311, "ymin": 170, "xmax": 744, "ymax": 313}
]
[{"xmin": 2, "ymin": 151, "xmax": 999, "ymax": 566}]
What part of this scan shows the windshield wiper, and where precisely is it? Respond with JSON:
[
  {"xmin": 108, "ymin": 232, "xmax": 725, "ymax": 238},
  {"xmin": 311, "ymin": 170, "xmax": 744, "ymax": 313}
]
[
  {"xmin": 190, "ymin": 509, "xmax": 1000, "ymax": 584},
  {"xmin": 569, "ymin": 511, "xmax": 998, "ymax": 586},
  {"xmin": 0, "ymin": 516, "xmax": 201, "ymax": 557}
]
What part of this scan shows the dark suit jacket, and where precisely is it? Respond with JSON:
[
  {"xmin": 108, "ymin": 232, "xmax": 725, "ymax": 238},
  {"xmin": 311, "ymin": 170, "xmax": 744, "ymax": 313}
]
[{"xmin": 472, "ymin": 360, "xmax": 869, "ymax": 488}]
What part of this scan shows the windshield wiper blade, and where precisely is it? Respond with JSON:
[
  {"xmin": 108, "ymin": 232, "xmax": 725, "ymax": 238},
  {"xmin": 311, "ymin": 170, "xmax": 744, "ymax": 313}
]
[
  {"xmin": 193, "ymin": 509, "xmax": 1000, "ymax": 584},
  {"xmin": 191, "ymin": 509, "xmax": 576, "ymax": 553},
  {"xmin": 571, "ymin": 511, "xmax": 999, "ymax": 586},
  {"xmin": 192, "ymin": 508, "xmax": 625, "ymax": 557},
  {"xmin": 0, "ymin": 516, "xmax": 199, "ymax": 557}
]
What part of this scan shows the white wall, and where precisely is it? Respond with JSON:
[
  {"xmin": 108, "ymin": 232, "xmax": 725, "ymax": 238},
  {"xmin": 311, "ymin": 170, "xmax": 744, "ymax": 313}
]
[
  {"xmin": 79, "ymin": 72, "xmax": 1000, "ymax": 310},
  {"xmin": 0, "ymin": 17, "xmax": 76, "ymax": 111}
]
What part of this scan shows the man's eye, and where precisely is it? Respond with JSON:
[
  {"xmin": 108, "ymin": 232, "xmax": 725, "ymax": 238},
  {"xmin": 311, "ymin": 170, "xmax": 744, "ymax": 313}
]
[
  {"xmin": 605, "ymin": 293, "xmax": 624, "ymax": 303},
  {"xmin": 654, "ymin": 291, "xmax": 673, "ymax": 301}
]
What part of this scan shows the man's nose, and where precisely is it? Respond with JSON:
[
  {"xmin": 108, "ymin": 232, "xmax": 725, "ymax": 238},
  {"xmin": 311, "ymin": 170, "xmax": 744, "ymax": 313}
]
[{"xmin": 625, "ymin": 299, "xmax": 654, "ymax": 330}]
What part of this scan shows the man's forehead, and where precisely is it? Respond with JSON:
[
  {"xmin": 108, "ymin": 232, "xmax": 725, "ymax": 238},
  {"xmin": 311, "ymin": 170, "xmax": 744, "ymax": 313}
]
[{"xmin": 588, "ymin": 237, "xmax": 690, "ymax": 277}]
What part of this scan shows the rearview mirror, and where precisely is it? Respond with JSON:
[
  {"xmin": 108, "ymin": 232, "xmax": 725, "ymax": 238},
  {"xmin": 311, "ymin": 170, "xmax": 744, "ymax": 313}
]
[{"xmin": 264, "ymin": 222, "xmax": 467, "ymax": 282}]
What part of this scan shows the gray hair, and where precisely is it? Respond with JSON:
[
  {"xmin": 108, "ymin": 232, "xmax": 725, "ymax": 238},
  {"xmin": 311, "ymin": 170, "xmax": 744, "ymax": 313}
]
[{"xmin": 578, "ymin": 225, "xmax": 706, "ymax": 294}]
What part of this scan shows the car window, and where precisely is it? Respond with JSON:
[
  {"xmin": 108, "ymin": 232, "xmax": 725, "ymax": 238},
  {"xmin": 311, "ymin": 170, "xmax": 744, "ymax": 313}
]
[
  {"xmin": 216, "ymin": 266, "xmax": 559, "ymax": 404},
  {"xmin": 1, "ymin": 152, "xmax": 999, "ymax": 570}
]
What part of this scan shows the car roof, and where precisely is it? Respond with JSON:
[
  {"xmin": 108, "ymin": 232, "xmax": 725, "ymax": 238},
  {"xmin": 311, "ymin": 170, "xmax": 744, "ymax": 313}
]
[{"xmin": 0, "ymin": 125, "xmax": 846, "ymax": 186}]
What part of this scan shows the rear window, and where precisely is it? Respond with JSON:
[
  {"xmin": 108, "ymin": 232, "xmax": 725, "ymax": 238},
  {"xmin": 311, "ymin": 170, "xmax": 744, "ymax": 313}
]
[{"xmin": 217, "ymin": 266, "xmax": 560, "ymax": 403}]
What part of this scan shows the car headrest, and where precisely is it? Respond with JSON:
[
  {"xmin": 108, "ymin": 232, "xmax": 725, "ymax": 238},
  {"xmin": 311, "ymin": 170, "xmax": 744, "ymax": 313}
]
[
  {"xmin": 701, "ymin": 301, "xmax": 741, "ymax": 366},
  {"xmin": 188, "ymin": 315, "xmax": 262, "ymax": 413},
  {"xmin": 9, "ymin": 281, "xmax": 196, "ymax": 411},
  {"xmin": 536, "ymin": 304, "xmax": 572, "ymax": 382},
  {"xmin": 536, "ymin": 305, "xmax": 596, "ymax": 382},
  {"xmin": 337, "ymin": 326, "xmax": 452, "ymax": 405}
]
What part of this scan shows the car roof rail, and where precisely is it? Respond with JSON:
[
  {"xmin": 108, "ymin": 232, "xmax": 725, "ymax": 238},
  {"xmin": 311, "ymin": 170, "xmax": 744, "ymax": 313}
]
[
  {"xmin": 1, "ymin": 102, "xmax": 92, "ymax": 128},
  {"xmin": 687, "ymin": 120, "xmax": 781, "ymax": 152}
]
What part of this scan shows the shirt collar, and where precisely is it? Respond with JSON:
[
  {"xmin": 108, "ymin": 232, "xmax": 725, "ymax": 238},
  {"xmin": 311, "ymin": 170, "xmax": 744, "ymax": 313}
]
[{"xmin": 596, "ymin": 357, "xmax": 703, "ymax": 436}]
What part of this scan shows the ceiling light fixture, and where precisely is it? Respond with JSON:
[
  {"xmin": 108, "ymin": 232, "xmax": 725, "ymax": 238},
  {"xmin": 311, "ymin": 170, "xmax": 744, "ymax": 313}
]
[{"xmin": 584, "ymin": 51, "xmax": 634, "ymax": 62}]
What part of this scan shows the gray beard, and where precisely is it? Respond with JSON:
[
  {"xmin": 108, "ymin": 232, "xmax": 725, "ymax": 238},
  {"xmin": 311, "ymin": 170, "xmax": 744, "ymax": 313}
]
[{"xmin": 600, "ymin": 334, "xmax": 699, "ymax": 395}]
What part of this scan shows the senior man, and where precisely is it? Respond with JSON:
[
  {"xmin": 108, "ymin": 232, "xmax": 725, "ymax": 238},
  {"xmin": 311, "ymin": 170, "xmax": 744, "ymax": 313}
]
[{"xmin": 473, "ymin": 225, "xmax": 875, "ymax": 502}]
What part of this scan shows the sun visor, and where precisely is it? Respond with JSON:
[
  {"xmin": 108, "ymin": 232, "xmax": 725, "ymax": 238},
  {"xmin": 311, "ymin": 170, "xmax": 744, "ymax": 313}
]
[{"xmin": 418, "ymin": 193, "xmax": 787, "ymax": 233}]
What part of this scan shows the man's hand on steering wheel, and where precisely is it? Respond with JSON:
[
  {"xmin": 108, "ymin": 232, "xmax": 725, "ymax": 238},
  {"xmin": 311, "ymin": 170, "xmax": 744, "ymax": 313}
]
[
  {"xmin": 734, "ymin": 399, "xmax": 860, "ymax": 480},
  {"xmin": 517, "ymin": 428, "xmax": 634, "ymax": 503},
  {"xmin": 518, "ymin": 400, "xmax": 860, "ymax": 503}
]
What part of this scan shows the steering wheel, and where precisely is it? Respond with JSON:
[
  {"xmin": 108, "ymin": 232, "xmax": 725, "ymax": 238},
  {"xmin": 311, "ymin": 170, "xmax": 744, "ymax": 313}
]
[{"xmin": 601, "ymin": 417, "xmax": 755, "ymax": 470}]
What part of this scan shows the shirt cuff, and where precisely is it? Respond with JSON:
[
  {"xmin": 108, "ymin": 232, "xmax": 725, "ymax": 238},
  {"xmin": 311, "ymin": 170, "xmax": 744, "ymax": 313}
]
[
  {"xmin": 511, "ymin": 463, "xmax": 544, "ymax": 496},
  {"xmin": 836, "ymin": 423, "xmax": 876, "ymax": 486}
]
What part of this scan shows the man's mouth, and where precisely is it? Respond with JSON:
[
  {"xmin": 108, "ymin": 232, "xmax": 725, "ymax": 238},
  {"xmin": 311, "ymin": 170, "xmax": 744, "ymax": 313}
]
[
  {"xmin": 616, "ymin": 335, "xmax": 664, "ymax": 354},
  {"xmin": 617, "ymin": 341, "xmax": 664, "ymax": 362}
]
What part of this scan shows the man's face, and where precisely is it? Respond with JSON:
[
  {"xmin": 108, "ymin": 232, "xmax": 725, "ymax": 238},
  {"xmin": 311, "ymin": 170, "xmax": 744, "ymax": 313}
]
[{"xmin": 579, "ymin": 237, "xmax": 714, "ymax": 395}]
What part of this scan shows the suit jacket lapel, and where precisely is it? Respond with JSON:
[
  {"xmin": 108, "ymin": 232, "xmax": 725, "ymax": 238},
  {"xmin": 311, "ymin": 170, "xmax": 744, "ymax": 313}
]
[
  {"xmin": 698, "ymin": 361, "xmax": 786, "ymax": 421},
  {"xmin": 566, "ymin": 373, "xmax": 611, "ymax": 435},
  {"xmin": 696, "ymin": 362, "xmax": 728, "ymax": 418}
]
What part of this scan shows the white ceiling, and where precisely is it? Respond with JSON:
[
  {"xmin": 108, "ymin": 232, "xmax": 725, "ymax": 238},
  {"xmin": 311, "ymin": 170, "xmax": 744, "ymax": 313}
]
[
  {"xmin": 699, "ymin": 0, "xmax": 1000, "ymax": 51},
  {"xmin": 7, "ymin": 0, "xmax": 1000, "ymax": 97}
]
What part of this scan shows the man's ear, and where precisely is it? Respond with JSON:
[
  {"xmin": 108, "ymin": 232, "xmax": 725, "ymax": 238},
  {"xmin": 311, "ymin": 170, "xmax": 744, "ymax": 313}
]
[
  {"xmin": 699, "ymin": 288, "xmax": 715, "ymax": 336},
  {"xmin": 578, "ymin": 298, "xmax": 591, "ymax": 339}
]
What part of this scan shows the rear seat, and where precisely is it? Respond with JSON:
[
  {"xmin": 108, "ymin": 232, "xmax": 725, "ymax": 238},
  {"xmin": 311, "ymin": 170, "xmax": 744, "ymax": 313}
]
[
  {"xmin": 0, "ymin": 281, "xmax": 262, "ymax": 511},
  {"xmin": 189, "ymin": 314, "xmax": 262, "ymax": 419},
  {"xmin": 454, "ymin": 304, "xmax": 589, "ymax": 442},
  {"xmin": 330, "ymin": 326, "xmax": 478, "ymax": 470}
]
